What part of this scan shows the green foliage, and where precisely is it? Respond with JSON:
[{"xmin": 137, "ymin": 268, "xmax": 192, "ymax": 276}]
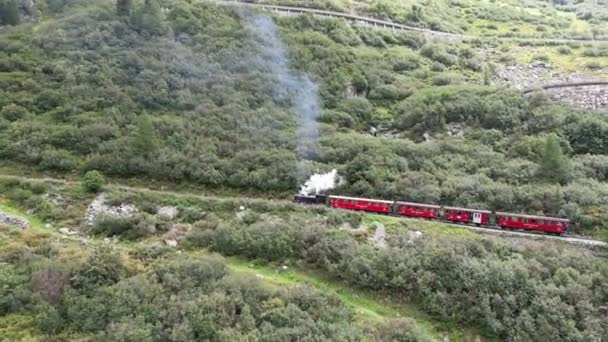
[
  {"xmin": 0, "ymin": 0, "xmax": 20, "ymax": 26},
  {"xmin": 537, "ymin": 134, "xmax": 572, "ymax": 184},
  {"xmin": 420, "ymin": 44, "xmax": 458, "ymax": 66},
  {"xmin": 184, "ymin": 208, "xmax": 608, "ymax": 341},
  {"xmin": 116, "ymin": 0, "xmax": 133, "ymax": 17},
  {"xmin": 82, "ymin": 170, "xmax": 105, "ymax": 193},
  {"xmin": 70, "ymin": 245, "xmax": 126, "ymax": 292},
  {"xmin": 0, "ymin": 226, "xmax": 378, "ymax": 341},
  {"xmin": 132, "ymin": 115, "xmax": 158, "ymax": 154},
  {"xmin": 0, "ymin": 0, "xmax": 606, "ymax": 235},
  {"xmin": 130, "ymin": 0, "xmax": 166, "ymax": 36},
  {"xmin": 0, "ymin": 104, "xmax": 29, "ymax": 121},
  {"xmin": 556, "ymin": 45, "xmax": 572, "ymax": 55}
]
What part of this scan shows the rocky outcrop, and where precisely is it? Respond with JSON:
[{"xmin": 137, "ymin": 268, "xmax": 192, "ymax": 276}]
[
  {"xmin": 157, "ymin": 206, "xmax": 179, "ymax": 220},
  {"xmin": 407, "ymin": 230, "xmax": 424, "ymax": 244},
  {"xmin": 495, "ymin": 61, "xmax": 556, "ymax": 90},
  {"xmin": 85, "ymin": 194, "xmax": 137, "ymax": 225},
  {"xmin": 369, "ymin": 222, "xmax": 386, "ymax": 248},
  {"xmin": 0, "ymin": 211, "xmax": 29, "ymax": 229}
]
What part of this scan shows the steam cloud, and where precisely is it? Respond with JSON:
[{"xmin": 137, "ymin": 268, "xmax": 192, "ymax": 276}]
[
  {"xmin": 243, "ymin": 14, "xmax": 321, "ymax": 168},
  {"xmin": 243, "ymin": 13, "xmax": 342, "ymax": 195},
  {"xmin": 299, "ymin": 169, "xmax": 343, "ymax": 196}
]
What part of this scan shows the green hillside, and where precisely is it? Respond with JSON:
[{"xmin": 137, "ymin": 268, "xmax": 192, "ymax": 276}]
[
  {"xmin": 259, "ymin": 0, "xmax": 608, "ymax": 39},
  {"xmin": 1, "ymin": 0, "xmax": 608, "ymax": 235},
  {"xmin": 1, "ymin": 1, "xmax": 608, "ymax": 340},
  {"xmin": 1, "ymin": 176, "xmax": 607, "ymax": 340}
]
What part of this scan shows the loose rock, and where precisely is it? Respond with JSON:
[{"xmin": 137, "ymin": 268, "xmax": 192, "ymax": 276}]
[
  {"xmin": 85, "ymin": 194, "xmax": 137, "ymax": 225},
  {"xmin": 0, "ymin": 212, "xmax": 30, "ymax": 230},
  {"xmin": 369, "ymin": 223, "xmax": 387, "ymax": 248},
  {"xmin": 157, "ymin": 206, "xmax": 179, "ymax": 220},
  {"xmin": 408, "ymin": 230, "xmax": 424, "ymax": 244}
]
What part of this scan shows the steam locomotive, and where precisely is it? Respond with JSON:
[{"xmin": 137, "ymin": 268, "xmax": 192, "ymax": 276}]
[{"xmin": 294, "ymin": 194, "xmax": 570, "ymax": 235}]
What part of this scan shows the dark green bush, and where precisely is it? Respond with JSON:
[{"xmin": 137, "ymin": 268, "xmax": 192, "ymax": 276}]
[{"xmin": 81, "ymin": 170, "xmax": 105, "ymax": 193}]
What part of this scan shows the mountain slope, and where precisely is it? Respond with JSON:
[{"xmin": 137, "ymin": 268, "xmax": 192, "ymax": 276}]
[{"xmin": 0, "ymin": 0, "xmax": 608, "ymax": 238}]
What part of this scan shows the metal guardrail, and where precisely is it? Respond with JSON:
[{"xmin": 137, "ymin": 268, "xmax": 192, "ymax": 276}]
[{"xmin": 212, "ymin": 0, "xmax": 608, "ymax": 45}]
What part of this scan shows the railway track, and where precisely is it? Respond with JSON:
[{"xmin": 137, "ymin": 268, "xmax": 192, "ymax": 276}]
[
  {"xmin": 333, "ymin": 208, "xmax": 607, "ymax": 248},
  {"xmin": 210, "ymin": 0, "xmax": 608, "ymax": 46},
  {"xmin": 423, "ymin": 219, "xmax": 607, "ymax": 247},
  {"xmin": 1, "ymin": 174, "xmax": 604, "ymax": 248}
]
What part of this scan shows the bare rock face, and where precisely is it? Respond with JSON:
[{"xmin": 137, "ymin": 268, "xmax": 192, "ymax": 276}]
[
  {"xmin": 162, "ymin": 223, "xmax": 191, "ymax": 244},
  {"xmin": 157, "ymin": 206, "xmax": 179, "ymax": 220},
  {"xmin": 85, "ymin": 194, "xmax": 137, "ymax": 225},
  {"xmin": 58, "ymin": 227, "xmax": 79, "ymax": 236},
  {"xmin": 407, "ymin": 230, "xmax": 424, "ymax": 244},
  {"xmin": 164, "ymin": 239, "xmax": 178, "ymax": 247},
  {"xmin": 0, "ymin": 212, "xmax": 30, "ymax": 229},
  {"xmin": 369, "ymin": 223, "xmax": 386, "ymax": 248}
]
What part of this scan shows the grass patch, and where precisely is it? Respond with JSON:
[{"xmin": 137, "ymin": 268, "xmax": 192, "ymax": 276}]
[
  {"xmin": 224, "ymin": 256, "xmax": 481, "ymax": 341},
  {"xmin": 0, "ymin": 198, "xmax": 46, "ymax": 230},
  {"xmin": 362, "ymin": 213, "xmax": 477, "ymax": 238},
  {"xmin": 0, "ymin": 314, "xmax": 37, "ymax": 341}
]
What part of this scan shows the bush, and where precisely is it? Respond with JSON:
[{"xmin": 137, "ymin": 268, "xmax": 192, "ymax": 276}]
[
  {"xmin": 585, "ymin": 61, "xmax": 603, "ymax": 70},
  {"xmin": 532, "ymin": 53, "xmax": 550, "ymax": 62},
  {"xmin": 82, "ymin": 170, "xmax": 105, "ymax": 193},
  {"xmin": 91, "ymin": 215, "xmax": 139, "ymax": 238},
  {"xmin": 420, "ymin": 44, "xmax": 458, "ymax": 66},
  {"xmin": 582, "ymin": 48, "xmax": 608, "ymax": 57},
  {"xmin": 70, "ymin": 245, "xmax": 126, "ymax": 292},
  {"xmin": 0, "ymin": 104, "xmax": 29, "ymax": 121},
  {"xmin": 556, "ymin": 45, "xmax": 572, "ymax": 55},
  {"xmin": 430, "ymin": 61, "xmax": 445, "ymax": 72}
]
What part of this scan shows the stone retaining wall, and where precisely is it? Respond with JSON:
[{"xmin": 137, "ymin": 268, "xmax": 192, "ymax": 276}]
[{"xmin": 546, "ymin": 85, "xmax": 608, "ymax": 110}]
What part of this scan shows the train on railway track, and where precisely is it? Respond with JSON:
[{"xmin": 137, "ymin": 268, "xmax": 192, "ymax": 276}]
[{"xmin": 295, "ymin": 194, "xmax": 571, "ymax": 235}]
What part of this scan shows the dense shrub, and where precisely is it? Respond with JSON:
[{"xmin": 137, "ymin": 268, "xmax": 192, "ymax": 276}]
[
  {"xmin": 81, "ymin": 170, "xmax": 104, "ymax": 193},
  {"xmin": 183, "ymin": 210, "xmax": 608, "ymax": 341},
  {"xmin": 1, "ymin": 226, "xmax": 411, "ymax": 341}
]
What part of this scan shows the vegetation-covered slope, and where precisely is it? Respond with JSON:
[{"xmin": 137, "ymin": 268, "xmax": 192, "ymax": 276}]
[
  {"xmin": 1, "ymin": 176, "xmax": 607, "ymax": 340},
  {"xmin": 1, "ymin": 1, "xmax": 608, "ymax": 341},
  {"xmin": 2, "ymin": 0, "xmax": 608, "ymax": 236},
  {"xmin": 255, "ymin": 0, "xmax": 608, "ymax": 39}
]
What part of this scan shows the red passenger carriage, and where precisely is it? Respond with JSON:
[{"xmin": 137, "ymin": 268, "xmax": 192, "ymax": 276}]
[
  {"xmin": 396, "ymin": 201, "xmax": 440, "ymax": 219},
  {"xmin": 496, "ymin": 212, "xmax": 570, "ymax": 235},
  {"xmin": 444, "ymin": 206, "xmax": 491, "ymax": 225},
  {"xmin": 329, "ymin": 195, "xmax": 392, "ymax": 214}
]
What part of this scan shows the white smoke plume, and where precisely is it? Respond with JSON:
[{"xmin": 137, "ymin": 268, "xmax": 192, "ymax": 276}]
[
  {"xmin": 242, "ymin": 14, "xmax": 321, "ymax": 172},
  {"xmin": 299, "ymin": 169, "xmax": 343, "ymax": 196}
]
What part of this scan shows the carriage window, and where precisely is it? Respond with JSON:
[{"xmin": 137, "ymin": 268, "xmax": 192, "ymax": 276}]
[
  {"xmin": 539, "ymin": 220, "xmax": 544, "ymax": 225},
  {"xmin": 523, "ymin": 218, "xmax": 528, "ymax": 223},
  {"xmin": 557, "ymin": 222, "xmax": 563, "ymax": 227},
  {"xmin": 458, "ymin": 211, "xmax": 462, "ymax": 215}
]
